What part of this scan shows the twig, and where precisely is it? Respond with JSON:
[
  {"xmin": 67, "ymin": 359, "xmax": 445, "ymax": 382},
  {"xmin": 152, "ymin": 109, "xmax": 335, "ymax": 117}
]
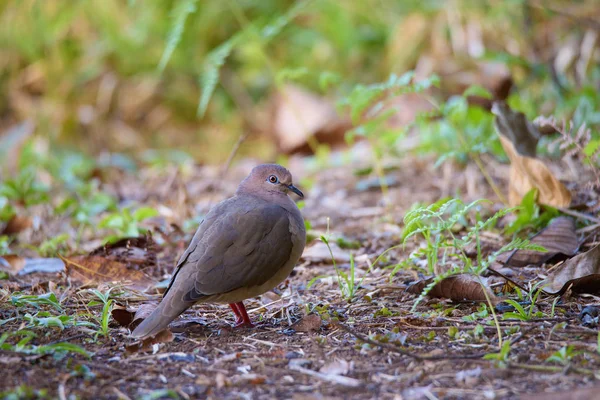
[
  {"xmin": 288, "ymin": 364, "xmax": 363, "ymax": 388},
  {"xmin": 558, "ymin": 207, "xmax": 600, "ymax": 224},
  {"xmin": 508, "ymin": 362, "xmax": 595, "ymax": 376},
  {"xmin": 332, "ymin": 320, "xmax": 485, "ymax": 361}
]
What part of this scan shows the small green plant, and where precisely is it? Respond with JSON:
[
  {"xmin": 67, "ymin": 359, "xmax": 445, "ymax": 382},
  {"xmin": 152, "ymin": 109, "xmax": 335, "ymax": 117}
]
[
  {"xmin": 88, "ymin": 289, "xmax": 114, "ymax": 339},
  {"xmin": 484, "ymin": 340, "xmax": 511, "ymax": 368},
  {"xmin": 99, "ymin": 206, "xmax": 159, "ymax": 242},
  {"xmin": 31, "ymin": 234, "xmax": 70, "ymax": 257},
  {"xmin": 546, "ymin": 345, "xmax": 581, "ymax": 366},
  {"xmin": 0, "ymin": 235, "xmax": 11, "ymax": 255},
  {"xmin": 0, "ymin": 330, "xmax": 90, "ymax": 359},
  {"xmin": 505, "ymin": 189, "xmax": 558, "ymax": 235},
  {"xmin": 502, "ymin": 282, "xmax": 546, "ymax": 321},
  {"xmin": 393, "ymin": 198, "xmax": 545, "ymax": 310},
  {"xmin": 463, "ymin": 303, "xmax": 489, "ymax": 322},
  {"xmin": 320, "ymin": 235, "xmax": 366, "ymax": 301},
  {"xmin": 0, "ymin": 168, "xmax": 49, "ymax": 207},
  {"xmin": 11, "ymin": 292, "xmax": 63, "ymax": 312}
]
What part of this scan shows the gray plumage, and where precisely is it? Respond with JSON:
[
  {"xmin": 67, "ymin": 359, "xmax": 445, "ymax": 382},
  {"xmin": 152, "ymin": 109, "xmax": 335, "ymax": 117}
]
[{"xmin": 131, "ymin": 164, "xmax": 306, "ymax": 339}]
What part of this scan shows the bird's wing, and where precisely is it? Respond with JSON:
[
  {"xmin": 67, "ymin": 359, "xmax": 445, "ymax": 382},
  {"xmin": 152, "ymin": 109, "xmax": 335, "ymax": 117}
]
[{"xmin": 168, "ymin": 200, "xmax": 294, "ymax": 302}]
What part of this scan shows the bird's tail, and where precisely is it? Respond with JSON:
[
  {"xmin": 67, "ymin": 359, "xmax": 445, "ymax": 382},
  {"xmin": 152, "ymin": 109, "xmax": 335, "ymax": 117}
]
[{"xmin": 131, "ymin": 293, "xmax": 191, "ymax": 339}]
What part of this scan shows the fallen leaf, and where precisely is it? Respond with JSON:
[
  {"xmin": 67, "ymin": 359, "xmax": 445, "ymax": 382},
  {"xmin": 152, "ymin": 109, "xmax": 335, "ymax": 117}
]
[
  {"xmin": 88, "ymin": 234, "xmax": 158, "ymax": 269},
  {"xmin": 542, "ymin": 244, "xmax": 600, "ymax": 295},
  {"xmin": 408, "ymin": 274, "xmax": 498, "ymax": 303},
  {"xmin": 111, "ymin": 302, "xmax": 157, "ymax": 330},
  {"xmin": 319, "ymin": 359, "xmax": 351, "ymax": 376},
  {"xmin": 125, "ymin": 329, "xmax": 173, "ymax": 354},
  {"xmin": 492, "ymin": 102, "xmax": 571, "ymax": 207},
  {"xmin": 291, "ymin": 314, "xmax": 322, "ymax": 332},
  {"xmin": 302, "ymin": 242, "xmax": 351, "ymax": 263},
  {"xmin": 270, "ymin": 84, "xmax": 350, "ymax": 154},
  {"xmin": 501, "ymin": 217, "xmax": 579, "ymax": 267},
  {"xmin": 1, "ymin": 215, "xmax": 32, "ymax": 235},
  {"xmin": 61, "ymin": 255, "xmax": 156, "ymax": 292},
  {"xmin": 0, "ymin": 255, "xmax": 25, "ymax": 275}
]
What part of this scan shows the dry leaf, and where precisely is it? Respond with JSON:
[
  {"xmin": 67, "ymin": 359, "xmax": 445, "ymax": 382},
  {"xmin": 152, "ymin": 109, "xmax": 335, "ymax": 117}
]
[
  {"xmin": 1, "ymin": 215, "xmax": 32, "ymax": 235},
  {"xmin": 542, "ymin": 244, "xmax": 600, "ymax": 295},
  {"xmin": 0, "ymin": 256, "xmax": 65, "ymax": 276},
  {"xmin": 112, "ymin": 302, "xmax": 158, "ymax": 330},
  {"xmin": 291, "ymin": 314, "xmax": 322, "ymax": 332},
  {"xmin": 409, "ymin": 274, "xmax": 498, "ymax": 303},
  {"xmin": 270, "ymin": 85, "xmax": 350, "ymax": 154},
  {"xmin": 61, "ymin": 255, "xmax": 156, "ymax": 291},
  {"xmin": 125, "ymin": 329, "xmax": 173, "ymax": 354},
  {"xmin": 319, "ymin": 359, "xmax": 351, "ymax": 376},
  {"xmin": 492, "ymin": 102, "xmax": 571, "ymax": 207},
  {"xmin": 501, "ymin": 217, "xmax": 579, "ymax": 267},
  {"xmin": 302, "ymin": 242, "xmax": 350, "ymax": 263}
]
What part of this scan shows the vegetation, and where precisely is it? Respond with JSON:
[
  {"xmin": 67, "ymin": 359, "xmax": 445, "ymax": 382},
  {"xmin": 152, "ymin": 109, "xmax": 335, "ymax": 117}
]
[{"xmin": 1, "ymin": 0, "xmax": 599, "ymax": 398}]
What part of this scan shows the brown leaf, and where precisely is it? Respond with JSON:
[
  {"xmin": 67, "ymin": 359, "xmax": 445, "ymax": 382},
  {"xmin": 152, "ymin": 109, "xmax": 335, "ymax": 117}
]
[
  {"xmin": 112, "ymin": 302, "xmax": 158, "ymax": 329},
  {"xmin": 1, "ymin": 215, "xmax": 32, "ymax": 235},
  {"xmin": 409, "ymin": 274, "xmax": 498, "ymax": 303},
  {"xmin": 270, "ymin": 85, "xmax": 350, "ymax": 154},
  {"xmin": 501, "ymin": 217, "xmax": 579, "ymax": 267},
  {"xmin": 125, "ymin": 329, "xmax": 173, "ymax": 354},
  {"xmin": 492, "ymin": 102, "xmax": 571, "ymax": 207},
  {"xmin": 61, "ymin": 255, "xmax": 156, "ymax": 291},
  {"xmin": 292, "ymin": 314, "xmax": 322, "ymax": 332},
  {"xmin": 0, "ymin": 255, "xmax": 26, "ymax": 274},
  {"xmin": 88, "ymin": 234, "xmax": 158, "ymax": 269},
  {"xmin": 542, "ymin": 244, "xmax": 600, "ymax": 295}
]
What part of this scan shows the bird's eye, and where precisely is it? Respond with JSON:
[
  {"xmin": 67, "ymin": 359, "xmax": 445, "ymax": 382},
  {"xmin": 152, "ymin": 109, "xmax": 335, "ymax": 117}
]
[{"xmin": 267, "ymin": 175, "xmax": 279, "ymax": 184}]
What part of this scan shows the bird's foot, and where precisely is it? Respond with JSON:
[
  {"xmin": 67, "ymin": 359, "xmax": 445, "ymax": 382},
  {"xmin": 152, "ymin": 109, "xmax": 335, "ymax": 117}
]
[{"xmin": 229, "ymin": 301, "xmax": 254, "ymax": 328}]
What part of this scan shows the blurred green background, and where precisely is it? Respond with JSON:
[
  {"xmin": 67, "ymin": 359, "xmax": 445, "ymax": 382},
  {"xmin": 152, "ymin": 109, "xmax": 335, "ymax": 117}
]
[{"xmin": 0, "ymin": 0, "xmax": 598, "ymax": 167}]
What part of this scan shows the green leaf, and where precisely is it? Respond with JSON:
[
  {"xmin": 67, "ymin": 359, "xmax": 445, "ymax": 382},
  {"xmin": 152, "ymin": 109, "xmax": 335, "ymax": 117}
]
[
  {"xmin": 158, "ymin": 0, "xmax": 199, "ymax": 73},
  {"xmin": 463, "ymin": 85, "xmax": 492, "ymax": 99},
  {"xmin": 132, "ymin": 207, "xmax": 159, "ymax": 222}
]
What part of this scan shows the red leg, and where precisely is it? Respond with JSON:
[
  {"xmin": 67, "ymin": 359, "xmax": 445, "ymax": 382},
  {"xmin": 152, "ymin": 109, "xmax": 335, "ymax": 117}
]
[
  {"xmin": 229, "ymin": 303, "xmax": 243, "ymax": 325},
  {"xmin": 233, "ymin": 301, "xmax": 254, "ymax": 328}
]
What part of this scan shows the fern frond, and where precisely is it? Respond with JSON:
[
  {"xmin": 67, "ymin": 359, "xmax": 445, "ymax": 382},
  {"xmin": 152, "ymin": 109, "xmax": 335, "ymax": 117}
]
[{"xmin": 158, "ymin": 0, "xmax": 199, "ymax": 73}]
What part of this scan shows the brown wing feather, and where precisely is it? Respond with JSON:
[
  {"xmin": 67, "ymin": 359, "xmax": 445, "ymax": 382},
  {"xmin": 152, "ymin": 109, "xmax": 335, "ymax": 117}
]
[{"xmin": 183, "ymin": 202, "xmax": 293, "ymax": 301}]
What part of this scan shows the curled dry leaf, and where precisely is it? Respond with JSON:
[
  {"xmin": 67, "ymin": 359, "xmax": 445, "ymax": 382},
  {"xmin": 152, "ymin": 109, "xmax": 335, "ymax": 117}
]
[
  {"xmin": 88, "ymin": 233, "xmax": 158, "ymax": 269},
  {"xmin": 501, "ymin": 217, "xmax": 579, "ymax": 267},
  {"xmin": 542, "ymin": 244, "xmax": 600, "ymax": 295},
  {"xmin": 492, "ymin": 102, "xmax": 571, "ymax": 207},
  {"xmin": 61, "ymin": 255, "xmax": 156, "ymax": 292},
  {"xmin": 291, "ymin": 313, "xmax": 322, "ymax": 332},
  {"xmin": 409, "ymin": 274, "xmax": 498, "ymax": 304},
  {"xmin": 125, "ymin": 329, "xmax": 173, "ymax": 354},
  {"xmin": 112, "ymin": 302, "xmax": 158, "ymax": 330}
]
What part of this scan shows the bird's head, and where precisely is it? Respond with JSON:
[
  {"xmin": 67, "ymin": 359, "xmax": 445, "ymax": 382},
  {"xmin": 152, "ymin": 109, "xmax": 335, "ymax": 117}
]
[{"xmin": 237, "ymin": 164, "xmax": 304, "ymax": 199}]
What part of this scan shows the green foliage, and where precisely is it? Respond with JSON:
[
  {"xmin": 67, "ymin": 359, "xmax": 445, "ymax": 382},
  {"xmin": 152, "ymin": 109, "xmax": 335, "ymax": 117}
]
[
  {"xmin": 483, "ymin": 340, "xmax": 511, "ymax": 368},
  {"xmin": 0, "ymin": 168, "xmax": 49, "ymax": 207},
  {"xmin": 0, "ymin": 330, "xmax": 90, "ymax": 359},
  {"xmin": 0, "ymin": 235, "xmax": 11, "ymax": 255},
  {"xmin": 546, "ymin": 345, "xmax": 581, "ymax": 366},
  {"xmin": 23, "ymin": 311, "xmax": 95, "ymax": 331},
  {"xmin": 198, "ymin": 0, "xmax": 309, "ymax": 117},
  {"xmin": 88, "ymin": 289, "xmax": 114, "ymax": 339},
  {"xmin": 418, "ymin": 90, "xmax": 502, "ymax": 164},
  {"xmin": 505, "ymin": 189, "xmax": 559, "ymax": 235},
  {"xmin": 11, "ymin": 292, "xmax": 62, "ymax": 312},
  {"xmin": 0, "ymin": 385, "xmax": 50, "ymax": 400},
  {"xmin": 395, "ymin": 198, "xmax": 546, "ymax": 310},
  {"xmin": 158, "ymin": 0, "xmax": 199, "ymax": 73},
  {"xmin": 463, "ymin": 303, "xmax": 489, "ymax": 322},
  {"xmin": 99, "ymin": 206, "xmax": 159, "ymax": 242},
  {"xmin": 502, "ymin": 282, "xmax": 546, "ymax": 321},
  {"xmin": 34, "ymin": 234, "xmax": 70, "ymax": 257},
  {"xmin": 320, "ymin": 235, "xmax": 367, "ymax": 301}
]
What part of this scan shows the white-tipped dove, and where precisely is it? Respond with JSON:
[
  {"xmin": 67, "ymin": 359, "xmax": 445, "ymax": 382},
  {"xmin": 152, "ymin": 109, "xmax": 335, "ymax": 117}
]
[{"xmin": 131, "ymin": 164, "xmax": 306, "ymax": 339}]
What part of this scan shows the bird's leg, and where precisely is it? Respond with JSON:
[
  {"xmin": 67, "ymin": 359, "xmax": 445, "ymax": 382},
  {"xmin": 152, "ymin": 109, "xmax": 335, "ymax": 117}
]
[
  {"xmin": 233, "ymin": 301, "xmax": 254, "ymax": 328},
  {"xmin": 229, "ymin": 303, "xmax": 244, "ymax": 325}
]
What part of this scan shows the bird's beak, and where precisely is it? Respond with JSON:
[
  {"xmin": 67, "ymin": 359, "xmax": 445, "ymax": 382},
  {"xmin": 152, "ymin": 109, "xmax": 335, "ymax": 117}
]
[{"xmin": 287, "ymin": 184, "xmax": 304, "ymax": 198}]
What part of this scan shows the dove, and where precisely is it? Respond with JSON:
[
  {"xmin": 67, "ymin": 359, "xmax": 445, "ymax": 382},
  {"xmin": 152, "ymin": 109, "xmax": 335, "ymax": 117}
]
[{"xmin": 131, "ymin": 164, "xmax": 306, "ymax": 338}]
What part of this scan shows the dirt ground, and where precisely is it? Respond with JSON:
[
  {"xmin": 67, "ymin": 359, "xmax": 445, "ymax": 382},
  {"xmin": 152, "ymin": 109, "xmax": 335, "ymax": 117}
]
[{"xmin": 1, "ymin": 152, "xmax": 600, "ymax": 400}]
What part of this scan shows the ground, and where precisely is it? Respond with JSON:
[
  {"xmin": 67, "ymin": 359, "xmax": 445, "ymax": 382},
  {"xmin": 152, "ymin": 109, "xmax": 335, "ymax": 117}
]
[{"xmin": 1, "ymin": 150, "xmax": 599, "ymax": 400}]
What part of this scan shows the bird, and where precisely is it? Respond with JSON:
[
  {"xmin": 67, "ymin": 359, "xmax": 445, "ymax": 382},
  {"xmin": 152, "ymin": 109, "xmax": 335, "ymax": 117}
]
[{"xmin": 131, "ymin": 164, "xmax": 306, "ymax": 339}]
